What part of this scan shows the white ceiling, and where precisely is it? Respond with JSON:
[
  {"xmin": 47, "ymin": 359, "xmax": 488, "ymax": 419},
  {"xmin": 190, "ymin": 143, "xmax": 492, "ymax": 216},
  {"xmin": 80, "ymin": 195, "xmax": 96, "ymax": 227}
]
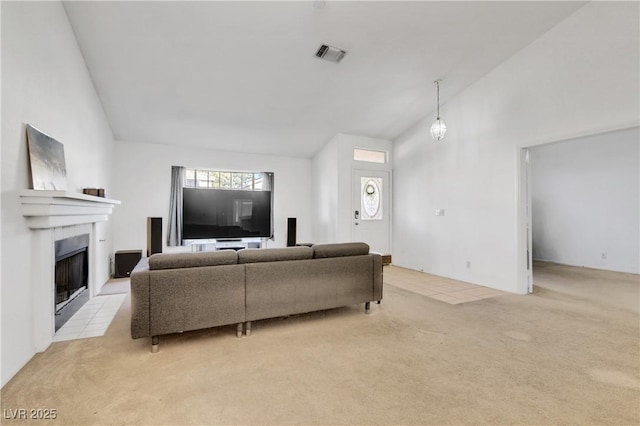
[{"xmin": 63, "ymin": 1, "xmax": 586, "ymax": 158}]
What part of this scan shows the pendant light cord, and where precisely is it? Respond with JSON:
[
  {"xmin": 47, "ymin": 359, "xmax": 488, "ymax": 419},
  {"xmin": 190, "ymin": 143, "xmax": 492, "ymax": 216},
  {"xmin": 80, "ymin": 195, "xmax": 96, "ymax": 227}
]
[
  {"xmin": 436, "ymin": 80, "xmax": 440, "ymax": 120},
  {"xmin": 430, "ymin": 79, "xmax": 447, "ymax": 141}
]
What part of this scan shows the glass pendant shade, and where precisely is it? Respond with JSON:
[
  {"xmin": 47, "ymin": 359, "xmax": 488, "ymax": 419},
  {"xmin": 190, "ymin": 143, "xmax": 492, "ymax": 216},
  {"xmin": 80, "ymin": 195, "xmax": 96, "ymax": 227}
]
[{"xmin": 430, "ymin": 117, "xmax": 447, "ymax": 141}]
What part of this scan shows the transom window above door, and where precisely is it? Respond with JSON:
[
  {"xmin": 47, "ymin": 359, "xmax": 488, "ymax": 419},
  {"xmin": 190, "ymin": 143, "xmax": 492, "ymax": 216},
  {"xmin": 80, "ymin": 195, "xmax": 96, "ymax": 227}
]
[{"xmin": 353, "ymin": 148, "xmax": 387, "ymax": 164}]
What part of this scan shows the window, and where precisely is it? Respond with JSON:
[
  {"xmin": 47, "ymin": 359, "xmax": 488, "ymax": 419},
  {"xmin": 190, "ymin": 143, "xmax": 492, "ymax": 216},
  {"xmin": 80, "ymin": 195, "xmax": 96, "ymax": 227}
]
[
  {"xmin": 361, "ymin": 177, "xmax": 383, "ymax": 220},
  {"xmin": 184, "ymin": 169, "xmax": 270, "ymax": 191},
  {"xmin": 353, "ymin": 148, "xmax": 387, "ymax": 164},
  {"xmin": 181, "ymin": 168, "xmax": 274, "ymax": 240}
]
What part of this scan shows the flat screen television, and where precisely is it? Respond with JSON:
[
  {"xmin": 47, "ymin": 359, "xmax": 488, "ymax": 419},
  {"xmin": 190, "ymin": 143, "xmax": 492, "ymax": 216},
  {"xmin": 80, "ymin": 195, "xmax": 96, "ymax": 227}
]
[{"xmin": 182, "ymin": 187, "xmax": 272, "ymax": 239}]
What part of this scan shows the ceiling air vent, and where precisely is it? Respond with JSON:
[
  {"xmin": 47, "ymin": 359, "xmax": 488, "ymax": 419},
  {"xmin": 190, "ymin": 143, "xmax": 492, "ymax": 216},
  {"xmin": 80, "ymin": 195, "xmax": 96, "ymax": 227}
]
[{"xmin": 315, "ymin": 44, "xmax": 347, "ymax": 64}]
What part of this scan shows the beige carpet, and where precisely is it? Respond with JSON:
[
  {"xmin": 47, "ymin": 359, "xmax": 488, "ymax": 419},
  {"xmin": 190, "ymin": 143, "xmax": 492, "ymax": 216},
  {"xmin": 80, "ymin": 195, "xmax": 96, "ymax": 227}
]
[{"xmin": 1, "ymin": 262, "xmax": 638, "ymax": 425}]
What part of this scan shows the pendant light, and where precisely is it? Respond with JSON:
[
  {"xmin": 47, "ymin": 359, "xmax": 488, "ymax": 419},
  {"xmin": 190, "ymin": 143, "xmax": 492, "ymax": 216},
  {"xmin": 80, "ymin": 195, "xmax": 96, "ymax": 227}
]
[{"xmin": 430, "ymin": 79, "xmax": 447, "ymax": 141}]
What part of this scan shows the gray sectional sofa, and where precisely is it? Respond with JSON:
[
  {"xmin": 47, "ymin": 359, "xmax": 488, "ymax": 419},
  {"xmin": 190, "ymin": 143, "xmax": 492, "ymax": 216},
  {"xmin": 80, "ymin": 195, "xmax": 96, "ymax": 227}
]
[{"xmin": 130, "ymin": 242, "xmax": 383, "ymax": 352}]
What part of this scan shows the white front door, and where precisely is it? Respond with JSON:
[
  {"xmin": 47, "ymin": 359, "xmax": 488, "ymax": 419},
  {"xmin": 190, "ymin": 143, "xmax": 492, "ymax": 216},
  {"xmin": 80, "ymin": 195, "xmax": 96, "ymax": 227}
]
[{"xmin": 352, "ymin": 170, "xmax": 390, "ymax": 254}]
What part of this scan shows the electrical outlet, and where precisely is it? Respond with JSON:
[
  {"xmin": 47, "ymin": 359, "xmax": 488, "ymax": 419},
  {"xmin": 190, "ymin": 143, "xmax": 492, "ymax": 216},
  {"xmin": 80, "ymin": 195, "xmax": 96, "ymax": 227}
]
[
  {"xmin": 601, "ymin": 252, "xmax": 607, "ymax": 260},
  {"xmin": 435, "ymin": 209, "xmax": 445, "ymax": 216},
  {"xmin": 466, "ymin": 261, "xmax": 471, "ymax": 268}
]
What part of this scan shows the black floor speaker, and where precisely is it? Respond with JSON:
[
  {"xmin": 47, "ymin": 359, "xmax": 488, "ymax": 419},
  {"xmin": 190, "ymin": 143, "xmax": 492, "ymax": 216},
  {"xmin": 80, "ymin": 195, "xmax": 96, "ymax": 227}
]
[
  {"xmin": 114, "ymin": 250, "xmax": 142, "ymax": 278},
  {"xmin": 147, "ymin": 217, "xmax": 162, "ymax": 257},
  {"xmin": 287, "ymin": 218, "xmax": 296, "ymax": 247}
]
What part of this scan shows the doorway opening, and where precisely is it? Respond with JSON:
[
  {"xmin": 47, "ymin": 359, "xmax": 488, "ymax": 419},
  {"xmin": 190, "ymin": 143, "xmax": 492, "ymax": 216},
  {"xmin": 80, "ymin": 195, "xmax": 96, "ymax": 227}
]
[{"xmin": 518, "ymin": 126, "xmax": 640, "ymax": 295}]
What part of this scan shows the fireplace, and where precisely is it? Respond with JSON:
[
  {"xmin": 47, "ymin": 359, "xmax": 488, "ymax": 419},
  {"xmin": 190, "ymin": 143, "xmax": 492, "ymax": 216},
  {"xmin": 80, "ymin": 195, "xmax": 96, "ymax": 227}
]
[
  {"xmin": 54, "ymin": 234, "xmax": 90, "ymax": 331},
  {"xmin": 20, "ymin": 190, "xmax": 120, "ymax": 351}
]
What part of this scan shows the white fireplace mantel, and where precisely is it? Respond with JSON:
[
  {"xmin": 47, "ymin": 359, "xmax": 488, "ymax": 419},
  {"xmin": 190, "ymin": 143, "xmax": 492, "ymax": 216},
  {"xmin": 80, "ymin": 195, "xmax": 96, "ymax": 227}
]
[
  {"xmin": 20, "ymin": 190, "xmax": 120, "ymax": 229},
  {"xmin": 22, "ymin": 190, "xmax": 121, "ymax": 352}
]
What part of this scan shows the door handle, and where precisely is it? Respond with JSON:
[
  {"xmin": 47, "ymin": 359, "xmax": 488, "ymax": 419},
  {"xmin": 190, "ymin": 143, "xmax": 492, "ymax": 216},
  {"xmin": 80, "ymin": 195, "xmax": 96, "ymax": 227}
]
[{"xmin": 354, "ymin": 210, "xmax": 360, "ymax": 220}]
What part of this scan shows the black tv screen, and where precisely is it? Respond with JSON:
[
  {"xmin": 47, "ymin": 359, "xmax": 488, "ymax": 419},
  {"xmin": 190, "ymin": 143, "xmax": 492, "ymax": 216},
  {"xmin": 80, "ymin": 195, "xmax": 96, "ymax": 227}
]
[{"xmin": 182, "ymin": 188, "xmax": 272, "ymax": 239}]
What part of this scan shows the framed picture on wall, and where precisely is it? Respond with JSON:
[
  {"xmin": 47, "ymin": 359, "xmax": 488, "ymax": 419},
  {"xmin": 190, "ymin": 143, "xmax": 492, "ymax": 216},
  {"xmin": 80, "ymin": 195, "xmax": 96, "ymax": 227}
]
[{"xmin": 26, "ymin": 124, "xmax": 68, "ymax": 191}]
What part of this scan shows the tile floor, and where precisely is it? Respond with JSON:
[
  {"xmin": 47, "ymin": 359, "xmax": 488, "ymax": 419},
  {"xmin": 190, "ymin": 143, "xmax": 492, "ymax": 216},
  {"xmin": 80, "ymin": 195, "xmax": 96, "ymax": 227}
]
[
  {"xmin": 384, "ymin": 265, "xmax": 506, "ymax": 304},
  {"xmin": 53, "ymin": 293, "xmax": 127, "ymax": 342}
]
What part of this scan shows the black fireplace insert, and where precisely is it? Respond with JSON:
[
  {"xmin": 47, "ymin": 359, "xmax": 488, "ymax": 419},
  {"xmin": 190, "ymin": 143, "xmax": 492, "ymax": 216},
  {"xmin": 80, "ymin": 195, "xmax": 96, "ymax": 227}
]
[{"xmin": 54, "ymin": 234, "xmax": 89, "ymax": 331}]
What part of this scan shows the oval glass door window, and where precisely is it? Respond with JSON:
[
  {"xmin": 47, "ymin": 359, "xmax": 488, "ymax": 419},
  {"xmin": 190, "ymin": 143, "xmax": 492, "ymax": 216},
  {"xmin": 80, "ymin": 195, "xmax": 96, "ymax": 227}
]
[{"xmin": 361, "ymin": 177, "xmax": 382, "ymax": 220}]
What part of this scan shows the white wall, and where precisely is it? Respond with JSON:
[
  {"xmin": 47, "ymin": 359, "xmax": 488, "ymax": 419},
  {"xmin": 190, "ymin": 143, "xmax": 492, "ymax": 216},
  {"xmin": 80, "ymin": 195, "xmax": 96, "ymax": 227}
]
[
  {"xmin": 311, "ymin": 133, "xmax": 393, "ymax": 245},
  {"xmin": 393, "ymin": 2, "xmax": 639, "ymax": 293},
  {"xmin": 311, "ymin": 136, "xmax": 339, "ymax": 244},
  {"xmin": 531, "ymin": 127, "xmax": 639, "ymax": 274},
  {"xmin": 1, "ymin": 1, "xmax": 115, "ymax": 386},
  {"xmin": 112, "ymin": 141, "xmax": 313, "ymax": 253}
]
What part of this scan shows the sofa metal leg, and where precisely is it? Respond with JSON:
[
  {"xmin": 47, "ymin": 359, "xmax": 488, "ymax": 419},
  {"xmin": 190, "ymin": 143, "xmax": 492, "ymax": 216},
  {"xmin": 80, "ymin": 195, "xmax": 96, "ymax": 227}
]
[
  {"xmin": 365, "ymin": 302, "xmax": 371, "ymax": 314},
  {"xmin": 377, "ymin": 300, "xmax": 382, "ymax": 304},
  {"xmin": 151, "ymin": 335, "xmax": 159, "ymax": 353},
  {"xmin": 245, "ymin": 321, "xmax": 252, "ymax": 337},
  {"xmin": 236, "ymin": 323, "xmax": 243, "ymax": 338}
]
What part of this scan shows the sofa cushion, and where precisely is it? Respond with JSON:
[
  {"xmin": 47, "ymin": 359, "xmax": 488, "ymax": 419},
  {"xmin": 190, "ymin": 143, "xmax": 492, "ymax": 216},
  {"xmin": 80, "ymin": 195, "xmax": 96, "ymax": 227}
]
[
  {"xmin": 237, "ymin": 247, "xmax": 313, "ymax": 264},
  {"xmin": 312, "ymin": 242, "xmax": 370, "ymax": 258},
  {"xmin": 148, "ymin": 251, "xmax": 238, "ymax": 270}
]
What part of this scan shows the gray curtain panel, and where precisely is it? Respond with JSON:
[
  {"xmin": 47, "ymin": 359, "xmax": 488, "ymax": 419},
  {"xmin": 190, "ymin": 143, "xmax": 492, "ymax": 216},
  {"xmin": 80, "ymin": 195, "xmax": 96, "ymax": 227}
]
[
  {"xmin": 168, "ymin": 166, "xmax": 184, "ymax": 246},
  {"xmin": 265, "ymin": 172, "xmax": 274, "ymax": 238}
]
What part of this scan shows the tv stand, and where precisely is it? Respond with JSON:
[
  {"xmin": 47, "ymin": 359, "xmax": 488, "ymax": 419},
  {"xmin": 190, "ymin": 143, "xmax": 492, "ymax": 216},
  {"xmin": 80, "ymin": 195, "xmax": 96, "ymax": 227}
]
[{"xmin": 185, "ymin": 238, "xmax": 267, "ymax": 252}]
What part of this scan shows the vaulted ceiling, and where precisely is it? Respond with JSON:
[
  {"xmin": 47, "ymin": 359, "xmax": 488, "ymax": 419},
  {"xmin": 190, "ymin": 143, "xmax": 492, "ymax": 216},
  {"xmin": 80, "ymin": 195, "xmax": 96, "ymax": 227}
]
[{"xmin": 64, "ymin": 1, "xmax": 585, "ymax": 158}]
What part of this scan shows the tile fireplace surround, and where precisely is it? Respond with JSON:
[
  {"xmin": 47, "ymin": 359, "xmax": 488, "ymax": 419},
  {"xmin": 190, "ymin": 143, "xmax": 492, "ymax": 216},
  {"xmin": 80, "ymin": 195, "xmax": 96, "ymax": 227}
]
[{"xmin": 20, "ymin": 190, "xmax": 120, "ymax": 352}]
